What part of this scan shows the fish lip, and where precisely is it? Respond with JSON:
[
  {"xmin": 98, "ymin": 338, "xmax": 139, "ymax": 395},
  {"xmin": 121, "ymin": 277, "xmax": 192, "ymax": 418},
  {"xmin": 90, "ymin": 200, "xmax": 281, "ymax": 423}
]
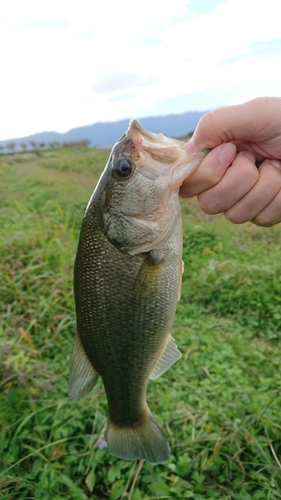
[
  {"xmin": 122, "ymin": 215, "xmax": 177, "ymax": 256},
  {"xmin": 114, "ymin": 188, "xmax": 170, "ymax": 223},
  {"xmin": 112, "ymin": 206, "xmax": 163, "ymax": 223},
  {"xmin": 126, "ymin": 120, "xmax": 209, "ymax": 184},
  {"xmin": 109, "ymin": 202, "xmax": 178, "ymax": 256},
  {"xmin": 170, "ymin": 150, "xmax": 210, "ymax": 189},
  {"xmin": 128, "ymin": 137, "xmax": 205, "ymax": 184}
]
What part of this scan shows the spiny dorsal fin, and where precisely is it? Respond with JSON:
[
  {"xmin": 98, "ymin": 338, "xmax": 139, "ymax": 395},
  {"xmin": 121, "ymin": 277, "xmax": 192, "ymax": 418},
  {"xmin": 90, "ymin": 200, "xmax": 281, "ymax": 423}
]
[
  {"xmin": 68, "ymin": 335, "xmax": 99, "ymax": 400},
  {"xmin": 149, "ymin": 334, "xmax": 182, "ymax": 380}
]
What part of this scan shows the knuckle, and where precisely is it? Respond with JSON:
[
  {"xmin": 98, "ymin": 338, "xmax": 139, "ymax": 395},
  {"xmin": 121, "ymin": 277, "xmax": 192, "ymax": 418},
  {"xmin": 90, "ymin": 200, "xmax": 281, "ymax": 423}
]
[
  {"xmin": 202, "ymin": 167, "xmax": 221, "ymax": 186},
  {"xmin": 194, "ymin": 111, "xmax": 219, "ymax": 144},
  {"xmin": 198, "ymin": 193, "xmax": 222, "ymax": 215},
  {"xmin": 196, "ymin": 110, "xmax": 214, "ymax": 132},
  {"xmin": 252, "ymin": 214, "xmax": 276, "ymax": 227},
  {"xmin": 243, "ymin": 165, "xmax": 259, "ymax": 186},
  {"xmin": 224, "ymin": 210, "xmax": 245, "ymax": 225}
]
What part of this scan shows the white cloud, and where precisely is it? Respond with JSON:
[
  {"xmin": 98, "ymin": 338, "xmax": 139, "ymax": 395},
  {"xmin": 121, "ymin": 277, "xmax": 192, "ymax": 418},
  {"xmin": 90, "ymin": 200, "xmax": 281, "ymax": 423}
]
[{"xmin": 1, "ymin": 0, "xmax": 281, "ymax": 139}]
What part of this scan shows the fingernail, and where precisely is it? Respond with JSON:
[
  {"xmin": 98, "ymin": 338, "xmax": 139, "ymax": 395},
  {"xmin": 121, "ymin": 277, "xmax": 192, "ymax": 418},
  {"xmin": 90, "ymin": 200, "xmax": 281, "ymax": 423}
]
[
  {"xmin": 183, "ymin": 137, "xmax": 196, "ymax": 153},
  {"xmin": 219, "ymin": 143, "xmax": 236, "ymax": 166},
  {"xmin": 270, "ymin": 159, "xmax": 281, "ymax": 170}
]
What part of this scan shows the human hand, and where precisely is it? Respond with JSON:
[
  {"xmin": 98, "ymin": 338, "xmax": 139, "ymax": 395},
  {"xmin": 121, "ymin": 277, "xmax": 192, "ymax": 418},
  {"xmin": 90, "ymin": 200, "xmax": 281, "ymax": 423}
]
[{"xmin": 180, "ymin": 97, "xmax": 281, "ymax": 226}]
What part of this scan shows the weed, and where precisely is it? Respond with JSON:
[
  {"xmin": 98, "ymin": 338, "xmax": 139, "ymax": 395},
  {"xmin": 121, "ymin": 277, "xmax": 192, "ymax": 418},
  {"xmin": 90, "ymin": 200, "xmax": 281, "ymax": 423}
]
[{"xmin": 1, "ymin": 152, "xmax": 281, "ymax": 499}]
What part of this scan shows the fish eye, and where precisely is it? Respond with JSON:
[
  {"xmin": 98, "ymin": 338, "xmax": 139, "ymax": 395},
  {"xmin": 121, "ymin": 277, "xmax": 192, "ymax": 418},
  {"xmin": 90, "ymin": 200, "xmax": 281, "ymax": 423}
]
[{"xmin": 113, "ymin": 158, "xmax": 133, "ymax": 179}]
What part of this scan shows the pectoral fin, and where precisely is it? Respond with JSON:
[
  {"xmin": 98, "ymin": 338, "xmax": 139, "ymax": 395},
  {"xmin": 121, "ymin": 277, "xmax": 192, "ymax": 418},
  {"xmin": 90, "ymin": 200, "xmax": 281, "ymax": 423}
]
[
  {"xmin": 68, "ymin": 334, "xmax": 99, "ymax": 400},
  {"xmin": 133, "ymin": 252, "xmax": 164, "ymax": 301},
  {"xmin": 149, "ymin": 334, "xmax": 182, "ymax": 380},
  {"xmin": 178, "ymin": 260, "xmax": 184, "ymax": 301}
]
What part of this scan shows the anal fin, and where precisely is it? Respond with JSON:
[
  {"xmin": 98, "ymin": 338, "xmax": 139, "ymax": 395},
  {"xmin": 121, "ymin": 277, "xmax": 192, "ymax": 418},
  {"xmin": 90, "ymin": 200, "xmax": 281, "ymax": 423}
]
[
  {"xmin": 68, "ymin": 334, "xmax": 99, "ymax": 400},
  {"xmin": 149, "ymin": 334, "xmax": 182, "ymax": 380}
]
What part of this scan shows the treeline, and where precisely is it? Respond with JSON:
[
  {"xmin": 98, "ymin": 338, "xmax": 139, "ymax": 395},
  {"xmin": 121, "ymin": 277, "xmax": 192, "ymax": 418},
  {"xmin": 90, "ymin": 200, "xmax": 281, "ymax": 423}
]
[{"xmin": 0, "ymin": 139, "xmax": 91, "ymax": 153}]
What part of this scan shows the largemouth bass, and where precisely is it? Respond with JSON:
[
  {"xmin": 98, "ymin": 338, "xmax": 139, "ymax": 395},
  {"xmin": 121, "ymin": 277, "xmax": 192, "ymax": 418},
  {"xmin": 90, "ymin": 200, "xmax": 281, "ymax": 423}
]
[{"xmin": 68, "ymin": 120, "xmax": 207, "ymax": 464}]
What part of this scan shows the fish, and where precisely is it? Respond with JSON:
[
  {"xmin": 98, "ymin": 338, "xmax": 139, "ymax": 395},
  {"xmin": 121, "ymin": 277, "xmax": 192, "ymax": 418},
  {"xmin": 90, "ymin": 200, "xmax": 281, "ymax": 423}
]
[{"xmin": 68, "ymin": 120, "xmax": 208, "ymax": 464}]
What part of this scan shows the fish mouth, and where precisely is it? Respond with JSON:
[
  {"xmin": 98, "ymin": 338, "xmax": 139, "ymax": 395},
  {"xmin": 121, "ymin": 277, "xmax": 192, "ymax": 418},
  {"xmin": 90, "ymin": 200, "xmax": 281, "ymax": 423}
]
[
  {"xmin": 122, "ymin": 212, "xmax": 178, "ymax": 256},
  {"xmin": 112, "ymin": 195, "xmax": 179, "ymax": 256},
  {"xmin": 126, "ymin": 119, "xmax": 208, "ymax": 187},
  {"xmin": 125, "ymin": 208, "xmax": 163, "ymax": 223},
  {"xmin": 124, "ymin": 198, "xmax": 168, "ymax": 223}
]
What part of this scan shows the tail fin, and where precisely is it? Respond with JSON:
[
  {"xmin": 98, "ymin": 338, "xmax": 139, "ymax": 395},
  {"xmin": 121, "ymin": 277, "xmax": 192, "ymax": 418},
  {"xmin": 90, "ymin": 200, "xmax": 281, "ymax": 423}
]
[{"xmin": 106, "ymin": 411, "xmax": 170, "ymax": 464}]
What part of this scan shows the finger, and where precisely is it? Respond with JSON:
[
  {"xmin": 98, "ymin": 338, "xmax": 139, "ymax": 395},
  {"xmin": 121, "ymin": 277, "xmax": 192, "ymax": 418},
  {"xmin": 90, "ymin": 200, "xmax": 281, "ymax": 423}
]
[
  {"xmin": 179, "ymin": 142, "xmax": 236, "ymax": 198},
  {"xmin": 197, "ymin": 151, "xmax": 258, "ymax": 215},
  {"xmin": 184, "ymin": 97, "xmax": 281, "ymax": 152},
  {"xmin": 224, "ymin": 160, "xmax": 281, "ymax": 224},
  {"xmin": 253, "ymin": 190, "xmax": 281, "ymax": 227},
  {"xmin": 252, "ymin": 173, "xmax": 281, "ymax": 227}
]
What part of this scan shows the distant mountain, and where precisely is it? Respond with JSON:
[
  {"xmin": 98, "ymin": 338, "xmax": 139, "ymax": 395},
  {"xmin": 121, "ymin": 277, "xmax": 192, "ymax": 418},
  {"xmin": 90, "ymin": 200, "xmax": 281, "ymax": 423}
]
[{"xmin": 0, "ymin": 111, "xmax": 207, "ymax": 150}]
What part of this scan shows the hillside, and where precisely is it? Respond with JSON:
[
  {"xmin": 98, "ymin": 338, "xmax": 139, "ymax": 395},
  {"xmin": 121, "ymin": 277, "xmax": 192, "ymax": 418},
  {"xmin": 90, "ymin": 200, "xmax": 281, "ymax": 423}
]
[{"xmin": 0, "ymin": 110, "xmax": 207, "ymax": 150}]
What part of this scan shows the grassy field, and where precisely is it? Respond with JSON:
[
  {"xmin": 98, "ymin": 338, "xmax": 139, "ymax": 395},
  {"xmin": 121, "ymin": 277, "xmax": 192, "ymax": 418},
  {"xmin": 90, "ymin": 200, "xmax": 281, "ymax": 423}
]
[{"xmin": 0, "ymin": 147, "xmax": 281, "ymax": 499}]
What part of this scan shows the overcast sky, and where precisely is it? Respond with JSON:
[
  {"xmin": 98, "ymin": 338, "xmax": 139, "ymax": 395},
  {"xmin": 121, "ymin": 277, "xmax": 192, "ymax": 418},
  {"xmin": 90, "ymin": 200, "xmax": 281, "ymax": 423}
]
[{"xmin": 1, "ymin": 0, "xmax": 281, "ymax": 140}]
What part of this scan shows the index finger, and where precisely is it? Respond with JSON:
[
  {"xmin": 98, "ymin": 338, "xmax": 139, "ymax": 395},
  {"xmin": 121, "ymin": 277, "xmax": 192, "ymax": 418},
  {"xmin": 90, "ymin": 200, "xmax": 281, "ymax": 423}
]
[
  {"xmin": 185, "ymin": 97, "xmax": 281, "ymax": 151},
  {"xmin": 179, "ymin": 142, "xmax": 236, "ymax": 198}
]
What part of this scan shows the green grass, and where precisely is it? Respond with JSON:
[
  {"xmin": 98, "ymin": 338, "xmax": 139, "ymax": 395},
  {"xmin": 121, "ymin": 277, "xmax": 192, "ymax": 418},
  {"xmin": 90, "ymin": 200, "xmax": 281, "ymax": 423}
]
[{"xmin": 1, "ymin": 148, "xmax": 281, "ymax": 499}]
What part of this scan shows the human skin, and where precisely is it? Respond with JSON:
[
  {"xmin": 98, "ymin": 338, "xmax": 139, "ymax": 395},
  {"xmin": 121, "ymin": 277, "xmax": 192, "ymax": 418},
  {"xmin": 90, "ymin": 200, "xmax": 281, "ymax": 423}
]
[{"xmin": 180, "ymin": 97, "xmax": 281, "ymax": 227}]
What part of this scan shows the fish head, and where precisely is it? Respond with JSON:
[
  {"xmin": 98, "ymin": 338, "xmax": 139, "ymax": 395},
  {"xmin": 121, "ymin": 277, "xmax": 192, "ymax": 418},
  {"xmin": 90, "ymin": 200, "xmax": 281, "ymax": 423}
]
[{"xmin": 89, "ymin": 120, "xmax": 207, "ymax": 255}]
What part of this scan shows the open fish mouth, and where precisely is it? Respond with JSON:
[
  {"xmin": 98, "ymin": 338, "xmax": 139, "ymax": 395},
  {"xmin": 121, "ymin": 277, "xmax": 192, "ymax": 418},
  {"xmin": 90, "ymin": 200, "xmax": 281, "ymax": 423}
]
[{"xmin": 127, "ymin": 119, "xmax": 209, "ymax": 185}]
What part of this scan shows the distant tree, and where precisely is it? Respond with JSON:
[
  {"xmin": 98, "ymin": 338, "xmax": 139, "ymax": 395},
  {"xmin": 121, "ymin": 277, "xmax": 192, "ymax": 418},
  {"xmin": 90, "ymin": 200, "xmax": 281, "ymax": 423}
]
[
  {"xmin": 59, "ymin": 139, "xmax": 92, "ymax": 148},
  {"xmin": 53, "ymin": 141, "xmax": 60, "ymax": 149},
  {"xmin": 29, "ymin": 140, "xmax": 37, "ymax": 150},
  {"xmin": 29, "ymin": 140, "xmax": 41, "ymax": 156},
  {"xmin": 20, "ymin": 142, "xmax": 27, "ymax": 151},
  {"xmin": 0, "ymin": 145, "xmax": 3, "ymax": 154},
  {"xmin": 80, "ymin": 139, "xmax": 91, "ymax": 147},
  {"xmin": 7, "ymin": 142, "xmax": 16, "ymax": 153},
  {"xmin": 39, "ymin": 141, "xmax": 46, "ymax": 149}
]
